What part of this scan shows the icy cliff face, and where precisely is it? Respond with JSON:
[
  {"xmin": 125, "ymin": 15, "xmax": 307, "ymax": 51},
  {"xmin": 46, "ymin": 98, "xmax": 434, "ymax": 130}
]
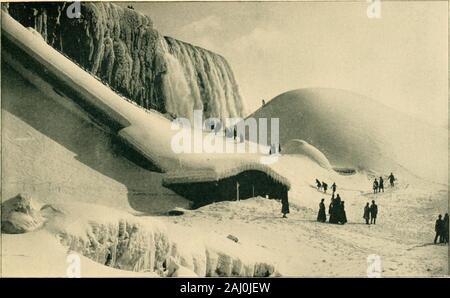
[
  {"xmin": 162, "ymin": 37, "xmax": 244, "ymax": 121},
  {"xmin": 7, "ymin": 2, "xmax": 244, "ymax": 121}
]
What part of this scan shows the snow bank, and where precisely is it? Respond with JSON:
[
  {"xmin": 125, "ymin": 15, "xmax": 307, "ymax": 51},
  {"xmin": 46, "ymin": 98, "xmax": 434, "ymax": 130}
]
[
  {"xmin": 39, "ymin": 202, "xmax": 278, "ymax": 277},
  {"xmin": 1, "ymin": 193, "xmax": 45, "ymax": 234}
]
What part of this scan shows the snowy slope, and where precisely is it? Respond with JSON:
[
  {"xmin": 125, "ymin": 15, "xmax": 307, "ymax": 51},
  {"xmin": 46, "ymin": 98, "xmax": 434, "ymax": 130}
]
[
  {"xmin": 249, "ymin": 88, "xmax": 448, "ymax": 185},
  {"xmin": 1, "ymin": 64, "xmax": 189, "ymax": 214}
]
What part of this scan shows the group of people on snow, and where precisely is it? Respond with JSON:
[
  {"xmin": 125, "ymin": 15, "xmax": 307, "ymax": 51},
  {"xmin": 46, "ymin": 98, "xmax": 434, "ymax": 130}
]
[
  {"xmin": 317, "ymin": 192, "xmax": 347, "ymax": 225},
  {"xmin": 373, "ymin": 173, "xmax": 395, "ymax": 193},
  {"xmin": 363, "ymin": 201, "xmax": 378, "ymax": 224},
  {"xmin": 318, "ymin": 195, "xmax": 378, "ymax": 226},
  {"xmin": 312, "ymin": 173, "xmax": 449, "ymax": 248},
  {"xmin": 434, "ymin": 213, "xmax": 449, "ymax": 244},
  {"xmin": 316, "ymin": 179, "xmax": 337, "ymax": 195},
  {"xmin": 315, "ymin": 178, "xmax": 382, "ymax": 226}
]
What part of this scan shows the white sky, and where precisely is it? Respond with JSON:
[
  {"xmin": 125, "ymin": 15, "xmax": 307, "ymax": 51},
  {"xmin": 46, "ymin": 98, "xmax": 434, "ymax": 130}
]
[{"xmin": 124, "ymin": 1, "xmax": 448, "ymax": 127}]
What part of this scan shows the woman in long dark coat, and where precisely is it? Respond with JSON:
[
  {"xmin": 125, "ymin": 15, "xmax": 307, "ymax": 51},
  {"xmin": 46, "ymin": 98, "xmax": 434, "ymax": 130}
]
[
  {"xmin": 339, "ymin": 201, "xmax": 348, "ymax": 224},
  {"xmin": 329, "ymin": 197, "xmax": 336, "ymax": 224},
  {"xmin": 444, "ymin": 213, "xmax": 449, "ymax": 244},
  {"xmin": 281, "ymin": 195, "xmax": 290, "ymax": 218},
  {"xmin": 363, "ymin": 203, "xmax": 370, "ymax": 225},
  {"xmin": 317, "ymin": 199, "xmax": 326, "ymax": 222}
]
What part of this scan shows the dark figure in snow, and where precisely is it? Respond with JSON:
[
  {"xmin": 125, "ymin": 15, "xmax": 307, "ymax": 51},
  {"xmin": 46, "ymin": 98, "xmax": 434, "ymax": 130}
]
[
  {"xmin": 363, "ymin": 203, "xmax": 370, "ymax": 225},
  {"xmin": 322, "ymin": 182, "xmax": 328, "ymax": 194},
  {"xmin": 278, "ymin": 144, "xmax": 282, "ymax": 153},
  {"xmin": 281, "ymin": 196, "xmax": 290, "ymax": 218},
  {"xmin": 370, "ymin": 200, "xmax": 378, "ymax": 224},
  {"xmin": 329, "ymin": 194, "xmax": 342, "ymax": 224},
  {"xmin": 373, "ymin": 179, "xmax": 379, "ymax": 194},
  {"xmin": 328, "ymin": 194, "xmax": 334, "ymax": 212},
  {"xmin": 434, "ymin": 214, "xmax": 444, "ymax": 244},
  {"xmin": 378, "ymin": 177, "xmax": 384, "ymax": 193},
  {"xmin": 328, "ymin": 195, "xmax": 336, "ymax": 224},
  {"xmin": 105, "ymin": 249, "xmax": 113, "ymax": 266},
  {"xmin": 316, "ymin": 179, "xmax": 322, "ymax": 190},
  {"xmin": 262, "ymin": 99, "xmax": 266, "ymax": 106},
  {"xmin": 233, "ymin": 127, "xmax": 237, "ymax": 140},
  {"xmin": 443, "ymin": 213, "xmax": 449, "ymax": 244},
  {"xmin": 331, "ymin": 182, "xmax": 337, "ymax": 194},
  {"xmin": 338, "ymin": 201, "xmax": 347, "ymax": 224},
  {"xmin": 317, "ymin": 199, "xmax": 327, "ymax": 222},
  {"xmin": 388, "ymin": 172, "xmax": 395, "ymax": 187},
  {"xmin": 335, "ymin": 193, "xmax": 342, "ymax": 205}
]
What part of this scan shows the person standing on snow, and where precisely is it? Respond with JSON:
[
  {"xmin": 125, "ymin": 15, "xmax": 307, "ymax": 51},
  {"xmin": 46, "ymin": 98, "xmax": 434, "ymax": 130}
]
[
  {"xmin": 322, "ymin": 182, "xmax": 328, "ymax": 194},
  {"xmin": 434, "ymin": 214, "xmax": 444, "ymax": 244},
  {"xmin": 281, "ymin": 196, "xmax": 290, "ymax": 218},
  {"xmin": 378, "ymin": 176, "xmax": 384, "ymax": 193},
  {"xmin": 370, "ymin": 200, "xmax": 378, "ymax": 224},
  {"xmin": 373, "ymin": 179, "xmax": 379, "ymax": 194},
  {"xmin": 443, "ymin": 213, "xmax": 449, "ymax": 244},
  {"xmin": 388, "ymin": 172, "xmax": 396, "ymax": 187},
  {"xmin": 316, "ymin": 179, "xmax": 322, "ymax": 191},
  {"xmin": 363, "ymin": 202, "xmax": 370, "ymax": 225},
  {"xmin": 328, "ymin": 194, "xmax": 335, "ymax": 223},
  {"xmin": 339, "ymin": 201, "xmax": 347, "ymax": 224},
  {"xmin": 331, "ymin": 182, "xmax": 337, "ymax": 194},
  {"xmin": 317, "ymin": 198, "xmax": 327, "ymax": 223}
]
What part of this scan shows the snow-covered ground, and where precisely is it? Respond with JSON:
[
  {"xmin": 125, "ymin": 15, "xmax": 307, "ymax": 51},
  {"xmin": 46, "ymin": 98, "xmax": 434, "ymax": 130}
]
[
  {"xmin": 3, "ymin": 153, "xmax": 447, "ymax": 277},
  {"xmin": 1, "ymin": 11, "xmax": 448, "ymax": 277},
  {"xmin": 159, "ymin": 155, "xmax": 448, "ymax": 276}
]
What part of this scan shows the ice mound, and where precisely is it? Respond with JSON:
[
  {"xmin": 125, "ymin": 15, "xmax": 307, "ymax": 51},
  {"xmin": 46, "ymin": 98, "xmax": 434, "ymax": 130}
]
[
  {"xmin": 1, "ymin": 193, "xmax": 45, "ymax": 234},
  {"xmin": 249, "ymin": 88, "xmax": 448, "ymax": 184},
  {"xmin": 283, "ymin": 139, "xmax": 332, "ymax": 170}
]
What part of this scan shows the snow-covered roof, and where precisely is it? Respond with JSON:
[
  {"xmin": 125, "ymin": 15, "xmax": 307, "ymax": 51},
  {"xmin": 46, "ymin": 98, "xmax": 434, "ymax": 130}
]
[{"xmin": 163, "ymin": 162, "xmax": 291, "ymax": 189}]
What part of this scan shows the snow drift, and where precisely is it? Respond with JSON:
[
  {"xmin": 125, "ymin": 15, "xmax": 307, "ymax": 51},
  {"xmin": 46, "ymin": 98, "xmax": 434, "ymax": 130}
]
[
  {"xmin": 2, "ymin": 199, "xmax": 278, "ymax": 277},
  {"xmin": 249, "ymin": 88, "xmax": 448, "ymax": 184}
]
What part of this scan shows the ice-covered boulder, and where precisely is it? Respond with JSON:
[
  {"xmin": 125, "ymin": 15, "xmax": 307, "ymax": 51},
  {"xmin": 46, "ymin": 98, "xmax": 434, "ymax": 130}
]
[{"xmin": 1, "ymin": 193, "xmax": 45, "ymax": 233}]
